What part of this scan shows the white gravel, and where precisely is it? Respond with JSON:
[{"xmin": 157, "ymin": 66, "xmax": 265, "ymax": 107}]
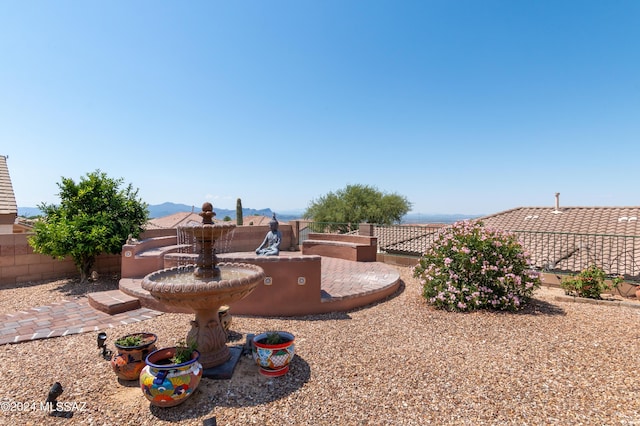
[{"xmin": 1, "ymin": 268, "xmax": 640, "ymax": 425}]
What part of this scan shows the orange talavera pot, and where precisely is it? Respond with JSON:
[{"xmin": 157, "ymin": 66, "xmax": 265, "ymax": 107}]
[{"xmin": 110, "ymin": 333, "xmax": 158, "ymax": 381}]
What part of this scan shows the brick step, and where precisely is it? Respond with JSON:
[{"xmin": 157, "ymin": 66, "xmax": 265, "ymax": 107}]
[{"xmin": 87, "ymin": 289, "xmax": 141, "ymax": 315}]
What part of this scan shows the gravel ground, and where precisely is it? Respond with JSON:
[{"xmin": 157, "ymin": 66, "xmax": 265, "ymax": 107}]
[{"xmin": 1, "ymin": 268, "xmax": 640, "ymax": 425}]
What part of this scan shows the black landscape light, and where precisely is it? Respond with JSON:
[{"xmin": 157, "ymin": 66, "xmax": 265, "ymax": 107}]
[
  {"xmin": 97, "ymin": 332, "xmax": 111, "ymax": 359},
  {"xmin": 46, "ymin": 382, "xmax": 63, "ymax": 406},
  {"xmin": 203, "ymin": 416, "xmax": 217, "ymax": 426},
  {"xmin": 45, "ymin": 382, "xmax": 73, "ymax": 418}
]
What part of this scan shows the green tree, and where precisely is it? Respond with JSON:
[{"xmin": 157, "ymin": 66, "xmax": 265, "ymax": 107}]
[
  {"xmin": 303, "ymin": 184, "xmax": 411, "ymax": 231},
  {"xmin": 29, "ymin": 170, "xmax": 148, "ymax": 283}
]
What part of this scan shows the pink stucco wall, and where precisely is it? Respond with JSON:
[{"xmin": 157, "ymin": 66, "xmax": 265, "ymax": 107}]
[
  {"xmin": 0, "ymin": 224, "xmax": 294, "ymax": 287},
  {"xmin": 0, "ymin": 233, "xmax": 120, "ymax": 287}
]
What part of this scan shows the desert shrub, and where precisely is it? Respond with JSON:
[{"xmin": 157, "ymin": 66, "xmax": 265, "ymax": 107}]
[
  {"xmin": 413, "ymin": 220, "xmax": 541, "ymax": 312},
  {"xmin": 560, "ymin": 265, "xmax": 623, "ymax": 299}
]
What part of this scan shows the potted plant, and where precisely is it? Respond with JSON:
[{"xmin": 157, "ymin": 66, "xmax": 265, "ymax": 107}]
[
  {"xmin": 110, "ymin": 332, "xmax": 158, "ymax": 381},
  {"xmin": 252, "ymin": 331, "xmax": 295, "ymax": 377},
  {"xmin": 139, "ymin": 340, "xmax": 202, "ymax": 408}
]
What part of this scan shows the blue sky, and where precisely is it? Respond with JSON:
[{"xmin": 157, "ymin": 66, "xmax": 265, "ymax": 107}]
[{"xmin": 2, "ymin": 1, "xmax": 638, "ymax": 216}]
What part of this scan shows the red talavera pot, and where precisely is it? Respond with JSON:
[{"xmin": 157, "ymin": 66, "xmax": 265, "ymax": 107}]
[{"xmin": 252, "ymin": 331, "xmax": 296, "ymax": 377}]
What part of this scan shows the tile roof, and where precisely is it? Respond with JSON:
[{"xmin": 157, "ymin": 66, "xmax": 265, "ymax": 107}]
[
  {"xmin": 146, "ymin": 213, "xmax": 279, "ymax": 229},
  {"xmin": 480, "ymin": 206, "xmax": 640, "ymax": 236},
  {"xmin": 146, "ymin": 212, "xmax": 226, "ymax": 229},
  {"xmin": 374, "ymin": 224, "xmax": 446, "ymax": 255},
  {"xmin": 0, "ymin": 155, "xmax": 18, "ymax": 215},
  {"xmin": 242, "ymin": 215, "xmax": 275, "ymax": 226}
]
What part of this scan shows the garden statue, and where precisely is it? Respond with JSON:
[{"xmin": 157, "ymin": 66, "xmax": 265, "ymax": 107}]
[{"xmin": 256, "ymin": 214, "xmax": 282, "ymax": 256}]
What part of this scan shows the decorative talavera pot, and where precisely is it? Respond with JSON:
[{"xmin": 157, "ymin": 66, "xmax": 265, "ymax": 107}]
[
  {"xmin": 252, "ymin": 331, "xmax": 295, "ymax": 377},
  {"xmin": 140, "ymin": 347, "xmax": 202, "ymax": 408},
  {"xmin": 110, "ymin": 333, "xmax": 158, "ymax": 381}
]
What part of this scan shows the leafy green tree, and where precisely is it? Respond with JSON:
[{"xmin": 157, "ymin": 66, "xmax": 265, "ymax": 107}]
[
  {"xmin": 303, "ymin": 184, "xmax": 411, "ymax": 231},
  {"xmin": 29, "ymin": 170, "xmax": 148, "ymax": 283}
]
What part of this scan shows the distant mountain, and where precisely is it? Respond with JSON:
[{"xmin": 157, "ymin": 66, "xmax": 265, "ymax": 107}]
[
  {"xmin": 19, "ymin": 203, "xmax": 481, "ymax": 224},
  {"xmin": 18, "ymin": 207, "xmax": 43, "ymax": 218},
  {"xmin": 146, "ymin": 202, "xmax": 301, "ymax": 221},
  {"xmin": 401, "ymin": 213, "xmax": 484, "ymax": 224},
  {"xmin": 18, "ymin": 202, "xmax": 298, "ymax": 220}
]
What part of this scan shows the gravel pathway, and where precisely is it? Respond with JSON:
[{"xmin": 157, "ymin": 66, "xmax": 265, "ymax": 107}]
[{"xmin": 1, "ymin": 268, "xmax": 640, "ymax": 425}]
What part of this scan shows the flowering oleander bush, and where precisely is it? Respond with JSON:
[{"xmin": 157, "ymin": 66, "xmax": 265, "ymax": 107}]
[
  {"xmin": 413, "ymin": 220, "xmax": 541, "ymax": 312},
  {"xmin": 560, "ymin": 265, "xmax": 623, "ymax": 299}
]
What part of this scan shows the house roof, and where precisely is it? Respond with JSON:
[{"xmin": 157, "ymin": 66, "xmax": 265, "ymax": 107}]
[
  {"xmin": 146, "ymin": 212, "xmax": 218, "ymax": 229},
  {"xmin": 374, "ymin": 224, "xmax": 446, "ymax": 255},
  {"xmin": 146, "ymin": 212, "xmax": 282, "ymax": 229},
  {"xmin": 0, "ymin": 155, "xmax": 18, "ymax": 216},
  {"xmin": 480, "ymin": 206, "xmax": 640, "ymax": 236},
  {"xmin": 242, "ymin": 215, "xmax": 275, "ymax": 226}
]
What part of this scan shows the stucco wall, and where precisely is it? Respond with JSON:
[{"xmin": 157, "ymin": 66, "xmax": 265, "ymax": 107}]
[
  {"xmin": 0, "ymin": 224, "xmax": 294, "ymax": 287},
  {"xmin": 0, "ymin": 233, "xmax": 120, "ymax": 287}
]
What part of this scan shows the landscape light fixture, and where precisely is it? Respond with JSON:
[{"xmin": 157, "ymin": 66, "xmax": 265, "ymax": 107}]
[
  {"xmin": 97, "ymin": 332, "xmax": 111, "ymax": 359},
  {"xmin": 46, "ymin": 382, "xmax": 63, "ymax": 406},
  {"xmin": 45, "ymin": 382, "xmax": 72, "ymax": 417}
]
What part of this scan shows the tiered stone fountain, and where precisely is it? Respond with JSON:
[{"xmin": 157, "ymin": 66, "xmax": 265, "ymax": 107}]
[{"xmin": 141, "ymin": 202, "xmax": 265, "ymax": 371}]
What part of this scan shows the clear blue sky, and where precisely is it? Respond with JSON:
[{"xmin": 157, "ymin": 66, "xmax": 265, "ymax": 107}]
[{"xmin": 2, "ymin": 1, "xmax": 638, "ymax": 216}]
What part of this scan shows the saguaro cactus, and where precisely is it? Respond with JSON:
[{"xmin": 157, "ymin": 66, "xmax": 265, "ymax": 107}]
[{"xmin": 236, "ymin": 198, "xmax": 243, "ymax": 225}]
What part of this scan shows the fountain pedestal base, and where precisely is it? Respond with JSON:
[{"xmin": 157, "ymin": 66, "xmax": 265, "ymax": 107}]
[{"xmin": 188, "ymin": 308, "xmax": 231, "ymax": 369}]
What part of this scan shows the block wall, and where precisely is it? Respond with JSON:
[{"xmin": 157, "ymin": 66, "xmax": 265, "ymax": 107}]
[
  {"xmin": 0, "ymin": 225, "xmax": 295, "ymax": 287},
  {"xmin": 0, "ymin": 233, "xmax": 120, "ymax": 287}
]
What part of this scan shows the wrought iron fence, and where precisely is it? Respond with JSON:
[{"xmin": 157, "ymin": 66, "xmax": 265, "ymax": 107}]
[
  {"xmin": 372, "ymin": 224, "xmax": 445, "ymax": 256},
  {"xmin": 512, "ymin": 230, "xmax": 640, "ymax": 281},
  {"xmin": 298, "ymin": 221, "xmax": 360, "ymax": 241}
]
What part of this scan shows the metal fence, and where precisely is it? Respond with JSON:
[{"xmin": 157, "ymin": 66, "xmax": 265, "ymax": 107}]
[
  {"xmin": 300, "ymin": 221, "xmax": 640, "ymax": 282},
  {"xmin": 298, "ymin": 221, "xmax": 360, "ymax": 241},
  {"xmin": 372, "ymin": 224, "xmax": 445, "ymax": 256},
  {"xmin": 512, "ymin": 230, "xmax": 640, "ymax": 281}
]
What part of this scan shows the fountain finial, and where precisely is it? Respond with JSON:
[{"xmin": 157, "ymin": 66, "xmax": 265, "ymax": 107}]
[{"xmin": 200, "ymin": 202, "xmax": 216, "ymax": 224}]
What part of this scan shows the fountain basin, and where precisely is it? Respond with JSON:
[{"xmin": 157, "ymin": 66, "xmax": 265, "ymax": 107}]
[{"xmin": 141, "ymin": 262, "xmax": 264, "ymax": 311}]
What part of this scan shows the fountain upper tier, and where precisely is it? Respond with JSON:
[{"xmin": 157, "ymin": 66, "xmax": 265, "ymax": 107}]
[
  {"xmin": 178, "ymin": 202, "xmax": 236, "ymax": 279},
  {"xmin": 180, "ymin": 221, "xmax": 236, "ymax": 241}
]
